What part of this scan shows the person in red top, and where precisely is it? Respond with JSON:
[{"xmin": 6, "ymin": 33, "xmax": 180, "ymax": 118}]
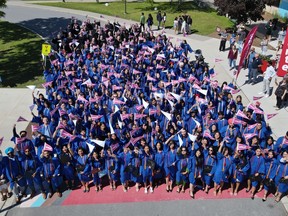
[{"xmin": 228, "ymin": 45, "xmax": 238, "ymax": 70}]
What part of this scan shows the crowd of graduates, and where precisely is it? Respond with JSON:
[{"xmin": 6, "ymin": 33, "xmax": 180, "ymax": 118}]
[{"xmin": 0, "ymin": 17, "xmax": 288, "ymax": 205}]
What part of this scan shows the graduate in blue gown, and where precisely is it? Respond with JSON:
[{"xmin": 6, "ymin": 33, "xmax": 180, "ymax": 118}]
[
  {"xmin": 40, "ymin": 150, "xmax": 62, "ymax": 198},
  {"xmin": 73, "ymin": 147, "xmax": 91, "ymax": 192},
  {"xmin": 17, "ymin": 146, "xmax": 44, "ymax": 199},
  {"xmin": 248, "ymin": 148, "xmax": 265, "ymax": 199},
  {"xmin": 230, "ymin": 150, "xmax": 250, "ymax": 196},
  {"xmin": 202, "ymin": 144, "xmax": 216, "ymax": 194},
  {"xmin": 164, "ymin": 139, "xmax": 177, "ymax": 192},
  {"xmin": 261, "ymin": 150, "xmax": 277, "ymax": 201},
  {"xmin": 176, "ymin": 146, "xmax": 189, "ymax": 193},
  {"xmin": 140, "ymin": 145, "xmax": 155, "ymax": 194},
  {"xmin": 130, "ymin": 147, "xmax": 143, "ymax": 192},
  {"xmin": 153, "ymin": 142, "xmax": 165, "ymax": 188},
  {"xmin": 59, "ymin": 145, "xmax": 75, "ymax": 190},
  {"xmin": 2, "ymin": 147, "xmax": 27, "ymax": 204},
  {"xmin": 105, "ymin": 148, "xmax": 119, "ymax": 190},
  {"xmin": 274, "ymin": 150, "xmax": 288, "ymax": 202},
  {"xmin": 188, "ymin": 143, "xmax": 204, "ymax": 198},
  {"xmin": 90, "ymin": 150, "xmax": 105, "ymax": 192},
  {"xmin": 118, "ymin": 147, "xmax": 132, "ymax": 192},
  {"xmin": 213, "ymin": 142, "xmax": 233, "ymax": 196}
]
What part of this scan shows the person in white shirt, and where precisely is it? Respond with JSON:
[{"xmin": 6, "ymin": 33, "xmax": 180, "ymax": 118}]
[{"xmin": 258, "ymin": 60, "xmax": 276, "ymax": 97}]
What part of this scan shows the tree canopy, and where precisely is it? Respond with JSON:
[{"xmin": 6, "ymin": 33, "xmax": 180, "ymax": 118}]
[
  {"xmin": 0, "ymin": 0, "xmax": 6, "ymax": 17},
  {"xmin": 214, "ymin": 0, "xmax": 279, "ymax": 23}
]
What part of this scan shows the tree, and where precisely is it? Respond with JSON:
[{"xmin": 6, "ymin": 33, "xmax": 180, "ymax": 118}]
[
  {"xmin": 214, "ymin": 0, "xmax": 279, "ymax": 23},
  {"xmin": 0, "ymin": 0, "xmax": 7, "ymax": 17}
]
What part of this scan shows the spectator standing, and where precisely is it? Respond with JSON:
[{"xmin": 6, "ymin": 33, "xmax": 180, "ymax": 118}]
[
  {"xmin": 258, "ymin": 60, "xmax": 276, "ymax": 97},
  {"xmin": 177, "ymin": 16, "xmax": 183, "ymax": 34},
  {"xmin": 265, "ymin": 20, "xmax": 273, "ymax": 41},
  {"xmin": 173, "ymin": 17, "xmax": 178, "ymax": 35},
  {"xmin": 157, "ymin": 11, "xmax": 162, "ymax": 30},
  {"xmin": 274, "ymin": 78, "xmax": 288, "ymax": 110},
  {"xmin": 237, "ymin": 27, "xmax": 246, "ymax": 54},
  {"xmin": 246, "ymin": 47, "xmax": 256, "ymax": 80},
  {"xmin": 146, "ymin": 14, "xmax": 153, "ymax": 31},
  {"xmin": 249, "ymin": 53, "xmax": 262, "ymax": 85},
  {"xmin": 162, "ymin": 12, "xmax": 167, "ymax": 29},
  {"xmin": 187, "ymin": 15, "xmax": 192, "ymax": 34},
  {"xmin": 140, "ymin": 12, "xmax": 145, "ymax": 32},
  {"xmin": 219, "ymin": 29, "xmax": 228, "ymax": 52},
  {"xmin": 227, "ymin": 45, "xmax": 238, "ymax": 70},
  {"xmin": 260, "ymin": 36, "xmax": 269, "ymax": 56},
  {"xmin": 277, "ymin": 27, "xmax": 286, "ymax": 52}
]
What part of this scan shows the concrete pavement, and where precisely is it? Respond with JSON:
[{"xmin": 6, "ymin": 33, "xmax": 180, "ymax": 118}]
[{"xmin": 1, "ymin": 1, "xmax": 288, "ymax": 215}]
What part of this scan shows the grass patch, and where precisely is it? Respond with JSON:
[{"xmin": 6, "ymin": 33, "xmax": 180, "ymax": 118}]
[
  {"xmin": 0, "ymin": 20, "xmax": 45, "ymax": 88},
  {"xmin": 35, "ymin": 2, "xmax": 234, "ymax": 35}
]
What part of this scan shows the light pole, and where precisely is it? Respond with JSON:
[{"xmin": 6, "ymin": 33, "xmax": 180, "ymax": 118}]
[{"xmin": 124, "ymin": 0, "xmax": 127, "ymax": 14}]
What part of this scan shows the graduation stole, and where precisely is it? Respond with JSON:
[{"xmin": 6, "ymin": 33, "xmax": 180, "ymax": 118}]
[
  {"xmin": 251, "ymin": 156, "xmax": 262, "ymax": 173},
  {"xmin": 79, "ymin": 155, "xmax": 87, "ymax": 165},
  {"xmin": 222, "ymin": 156, "xmax": 230, "ymax": 172},
  {"xmin": 181, "ymin": 158, "xmax": 188, "ymax": 171},
  {"xmin": 144, "ymin": 153, "xmax": 153, "ymax": 169},
  {"xmin": 205, "ymin": 155, "xmax": 214, "ymax": 166},
  {"xmin": 24, "ymin": 155, "xmax": 36, "ymax": 172},
  {"xmin": 44, "ymin": 159, "xmax": 55, "ymax": 178},
  {"xmin": 266, "ymin": 160, "xmax": 274, "ymax": 178},
  {"xmin": 225, "ymin": 126, "xmax": 236, "ymax": 139}
]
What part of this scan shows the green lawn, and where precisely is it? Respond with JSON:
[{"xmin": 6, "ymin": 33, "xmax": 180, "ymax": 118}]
[
  {"xmin": 0, "ymin": 20, "xmax": 45, "ymax": 88},
  {"xmin": 36, "ymin": 2, "xmax": 234, "ymax": 35}
]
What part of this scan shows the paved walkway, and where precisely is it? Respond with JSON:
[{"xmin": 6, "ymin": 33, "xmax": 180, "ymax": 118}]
[{"xmin": 0, "ymin": 1, "xmax": 288, "ymax": 215}]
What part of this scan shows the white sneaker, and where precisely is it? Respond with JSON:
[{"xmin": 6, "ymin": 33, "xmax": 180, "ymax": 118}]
[
  {"xmin": 144, "ymin": 188, "xmax": 148, "ymax": 194},
  {"xmin": 258, "ymin": 92, "xmax": 264, "ymax": 95},
  {"xmin": 265, "ymin": 94, "xmax": 269, "ymax": 98},
  {"xmin": 150, "ymin": 187, "xmax": 154, "ymax": 193}
]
